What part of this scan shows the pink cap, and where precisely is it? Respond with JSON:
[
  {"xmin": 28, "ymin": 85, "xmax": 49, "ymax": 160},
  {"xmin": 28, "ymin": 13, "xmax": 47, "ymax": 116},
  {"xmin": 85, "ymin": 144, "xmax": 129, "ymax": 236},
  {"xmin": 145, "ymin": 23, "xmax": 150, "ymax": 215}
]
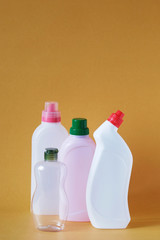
[
  {"xmin": 41, "ymin": 102, "xmax": 61, "ymax": 123},
  {"xmin": 107, "ymin": 110, "xmax": 124, "ymax": 128}
]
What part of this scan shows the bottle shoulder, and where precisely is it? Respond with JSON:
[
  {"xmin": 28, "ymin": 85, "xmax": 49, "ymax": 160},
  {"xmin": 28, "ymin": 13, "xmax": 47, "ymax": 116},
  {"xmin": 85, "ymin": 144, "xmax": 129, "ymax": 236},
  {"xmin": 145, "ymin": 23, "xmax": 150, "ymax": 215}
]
[
  {"xmin": 59, "ymin": 135, "xmax": 95, "ymax": 158},
  {"xmin": 32, "ymin": 122, "xmax": 68, "ymax": 139},
  {"xmin": 61, "ymin": 135, "xmax": 95, "ymax": 149},
  {"xmin": 94, "ymin": 122, "xmax": 133, "ymax": 163},
  {"xmin": 35, "ymin": 160, "xmax": 65, "ymax": 171},
  {"xmin": 32, "ymin": 123, "xmax": 43, "ymax": 136}
]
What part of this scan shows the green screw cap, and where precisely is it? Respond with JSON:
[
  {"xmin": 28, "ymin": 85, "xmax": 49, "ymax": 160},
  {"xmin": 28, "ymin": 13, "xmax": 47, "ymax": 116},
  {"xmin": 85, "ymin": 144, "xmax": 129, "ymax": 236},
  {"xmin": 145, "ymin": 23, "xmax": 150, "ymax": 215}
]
[
  {"xmin": 44, "ymin": 148, "xmax": 58, "ymax": 161},
  {"xmin": 70, "ymin": 118, "xmax": 89, "ymax": 136}
]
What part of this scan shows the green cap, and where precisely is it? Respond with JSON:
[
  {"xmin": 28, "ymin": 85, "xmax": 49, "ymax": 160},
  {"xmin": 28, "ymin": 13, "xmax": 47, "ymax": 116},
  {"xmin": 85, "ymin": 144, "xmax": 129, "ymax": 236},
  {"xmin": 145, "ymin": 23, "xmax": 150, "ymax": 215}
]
[
  {"xmin": 70, "ymin": 118, "xmax": 89, "ymax": 135},
  {"xmin": 44, "ymin": 148, "xmax": 58, "ymax": 161}
]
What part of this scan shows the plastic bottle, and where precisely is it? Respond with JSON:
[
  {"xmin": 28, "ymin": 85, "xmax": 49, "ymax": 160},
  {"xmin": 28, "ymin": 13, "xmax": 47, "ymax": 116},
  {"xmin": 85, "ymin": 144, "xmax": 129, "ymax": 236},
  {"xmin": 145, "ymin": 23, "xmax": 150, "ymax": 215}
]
[
  {"xmin": 32, "ymin": 148, "xmax": 68, "ymax": 231},
  {"xmin": 86, "ymin": 110, "xmax": 133, "ymax": 229},
  {"xmin": 31, "ymin": 102, "xmax": 68, "ymax": 202},
  {"xmin": 59, "ymin": 118, "xmax": 95, "ymax": 222}
]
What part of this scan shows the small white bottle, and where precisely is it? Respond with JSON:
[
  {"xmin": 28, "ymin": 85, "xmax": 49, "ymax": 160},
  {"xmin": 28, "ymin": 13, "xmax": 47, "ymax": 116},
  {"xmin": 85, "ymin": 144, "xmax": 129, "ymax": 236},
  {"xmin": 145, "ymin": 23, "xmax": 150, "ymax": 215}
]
[
  {"xmin": 31, "ymin": 102, "xmax": 68, "ymax": 203},
  {"xmin": 32, "ymin": 148, "xmax": 68, "ymax": 231},
  {"xmin": 86, "ymin": 110, "xmax": 133, "ymax": 229}
]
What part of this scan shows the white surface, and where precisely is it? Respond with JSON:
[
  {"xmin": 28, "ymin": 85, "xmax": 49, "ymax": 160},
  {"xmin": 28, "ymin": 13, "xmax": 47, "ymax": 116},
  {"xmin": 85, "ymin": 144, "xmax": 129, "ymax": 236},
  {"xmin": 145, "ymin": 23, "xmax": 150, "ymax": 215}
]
[{"xmin": 86, "ymin": 120, "xmax": 133, "ymax": 229}]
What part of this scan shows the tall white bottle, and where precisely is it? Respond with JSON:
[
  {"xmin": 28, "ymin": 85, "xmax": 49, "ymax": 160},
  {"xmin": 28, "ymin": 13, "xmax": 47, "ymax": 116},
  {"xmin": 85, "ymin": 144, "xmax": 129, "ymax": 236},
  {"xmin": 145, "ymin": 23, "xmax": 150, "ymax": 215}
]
[
  {"xmin": 86, "ymin": 110, "xmax": 133, "ymax": 229},
  {"xmin": 31, "ymin": 102, "xmax": 68, "ymax": 204}
]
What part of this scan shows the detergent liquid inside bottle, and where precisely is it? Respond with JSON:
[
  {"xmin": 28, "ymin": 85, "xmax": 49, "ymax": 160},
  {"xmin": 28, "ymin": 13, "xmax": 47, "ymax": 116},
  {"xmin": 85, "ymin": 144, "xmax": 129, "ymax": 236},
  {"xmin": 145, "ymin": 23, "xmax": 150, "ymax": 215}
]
[{"xmin": 86, "ymin": 110, "xmax": 133, "ymax": 229}]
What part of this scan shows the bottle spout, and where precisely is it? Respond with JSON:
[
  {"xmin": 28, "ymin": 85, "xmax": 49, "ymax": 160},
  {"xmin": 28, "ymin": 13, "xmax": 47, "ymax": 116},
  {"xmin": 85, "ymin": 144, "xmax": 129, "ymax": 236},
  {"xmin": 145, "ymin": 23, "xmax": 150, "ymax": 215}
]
[
  {"xmin": 42, "ymin": 102, "xmax": 61, "ymax": 123},
  {"xmin": 45, "ymin": 102, "xmax": 58, "ymax": 112},
  {"xmin": 107, "ymin": 110, "xmax": 124, "ymax": 128}
]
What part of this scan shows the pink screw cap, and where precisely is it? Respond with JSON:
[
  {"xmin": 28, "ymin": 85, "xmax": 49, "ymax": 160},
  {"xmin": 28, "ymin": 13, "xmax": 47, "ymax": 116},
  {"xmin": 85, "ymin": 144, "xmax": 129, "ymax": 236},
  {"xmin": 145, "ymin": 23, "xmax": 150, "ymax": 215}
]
[{"xmin": 41, "ymin": 102, "xmax": 61, "ymax": 123}]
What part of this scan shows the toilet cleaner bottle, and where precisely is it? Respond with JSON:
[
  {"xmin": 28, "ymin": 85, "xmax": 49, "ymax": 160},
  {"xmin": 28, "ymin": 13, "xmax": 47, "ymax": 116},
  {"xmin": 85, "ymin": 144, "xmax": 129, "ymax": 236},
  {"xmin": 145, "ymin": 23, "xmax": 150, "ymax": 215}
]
[{"xmin": 86, "ymin": 110, "xmax": 133, "ymax": 229}]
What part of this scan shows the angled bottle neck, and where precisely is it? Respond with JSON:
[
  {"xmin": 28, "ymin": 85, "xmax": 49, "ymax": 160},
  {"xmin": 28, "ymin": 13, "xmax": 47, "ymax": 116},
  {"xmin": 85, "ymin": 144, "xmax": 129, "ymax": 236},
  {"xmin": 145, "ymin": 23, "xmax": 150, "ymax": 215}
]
[
  {"xmin": 106, "ymin": 120, "xmax": 118, "ymax": 132},
  {"xmin": 94, "ymin": 120, "xmax": 118, "ymax": 140}
]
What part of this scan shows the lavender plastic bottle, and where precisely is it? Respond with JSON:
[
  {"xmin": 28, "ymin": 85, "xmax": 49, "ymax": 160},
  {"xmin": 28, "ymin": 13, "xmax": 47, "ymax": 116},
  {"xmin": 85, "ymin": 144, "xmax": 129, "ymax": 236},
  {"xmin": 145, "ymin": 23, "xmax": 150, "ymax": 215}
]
[{"xmin": 59, "ymin": 118, "xmax": 95, "ymax": 222}]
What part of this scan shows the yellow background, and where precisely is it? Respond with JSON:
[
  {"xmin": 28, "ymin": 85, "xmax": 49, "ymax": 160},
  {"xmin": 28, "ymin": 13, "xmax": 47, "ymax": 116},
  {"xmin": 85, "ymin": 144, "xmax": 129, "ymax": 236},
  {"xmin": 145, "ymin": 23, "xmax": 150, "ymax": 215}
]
[{"xmin": 0, "ymin": 0, "xmax": 160, "ymax": 239}]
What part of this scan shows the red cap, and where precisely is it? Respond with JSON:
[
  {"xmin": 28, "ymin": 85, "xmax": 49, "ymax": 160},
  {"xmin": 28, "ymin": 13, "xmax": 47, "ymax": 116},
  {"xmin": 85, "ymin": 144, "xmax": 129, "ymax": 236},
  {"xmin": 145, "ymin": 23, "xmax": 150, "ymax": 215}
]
[{"xmin": 107, "ymin": 110, "xmax": 124, "ymax": 128}]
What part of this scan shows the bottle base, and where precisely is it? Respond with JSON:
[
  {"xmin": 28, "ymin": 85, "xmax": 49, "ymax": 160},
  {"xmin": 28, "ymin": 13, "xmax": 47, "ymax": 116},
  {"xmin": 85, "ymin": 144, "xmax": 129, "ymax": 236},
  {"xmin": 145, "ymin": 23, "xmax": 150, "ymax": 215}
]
[
  {"xmin": 67, "ymin": 219, "xmax": 90, "ymax": 222},
  {"xmin": 37, "ymin": 224, "xmax": 64, "ymax": 232},
  {"xmin": 90, "ymin": 218, "xmax": 131, "ymax": 229},
  {"xmin": 33, "ymin": 214, "xmax": 65, "ymax": 232},
  {"xmin": 66, "ymin": 212, "xmax": 90, "ymax": 222}
]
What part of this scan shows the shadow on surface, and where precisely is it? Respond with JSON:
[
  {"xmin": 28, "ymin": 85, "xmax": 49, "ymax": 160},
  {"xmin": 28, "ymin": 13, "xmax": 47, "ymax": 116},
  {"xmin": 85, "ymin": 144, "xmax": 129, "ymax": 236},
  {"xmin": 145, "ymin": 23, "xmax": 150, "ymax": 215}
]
[{"xmin": 128, "ymin": 218, "xmax": 160, "ymax": 228}]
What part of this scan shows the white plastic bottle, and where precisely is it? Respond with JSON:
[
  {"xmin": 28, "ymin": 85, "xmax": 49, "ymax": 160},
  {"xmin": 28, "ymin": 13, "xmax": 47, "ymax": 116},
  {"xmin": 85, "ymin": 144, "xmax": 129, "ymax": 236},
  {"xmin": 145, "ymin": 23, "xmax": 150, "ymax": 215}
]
[
  {"xmin": 86, "ymin": 110, "xmax": 133, "ymax": 229},
  {"xmin": 31, "ymin": 102, "xmax": 68, "ymax": 203}
]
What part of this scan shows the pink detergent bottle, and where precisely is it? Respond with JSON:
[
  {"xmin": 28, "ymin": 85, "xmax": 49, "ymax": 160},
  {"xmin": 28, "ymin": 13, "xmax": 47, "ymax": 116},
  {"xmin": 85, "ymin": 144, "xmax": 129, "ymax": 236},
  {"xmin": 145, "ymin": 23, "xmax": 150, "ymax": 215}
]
[{"xmin": 59, "ymin": 118, "xmax": 95, "ymax": 222}]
